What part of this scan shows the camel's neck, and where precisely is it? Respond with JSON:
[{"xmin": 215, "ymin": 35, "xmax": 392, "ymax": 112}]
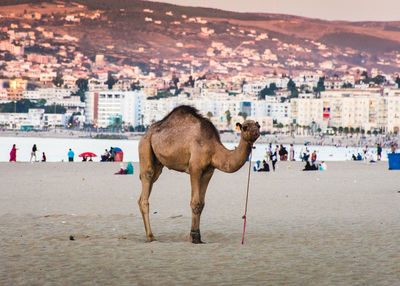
[{"xmin": 212, "ymin": 137, "xmax": 252, "ymax": 173}]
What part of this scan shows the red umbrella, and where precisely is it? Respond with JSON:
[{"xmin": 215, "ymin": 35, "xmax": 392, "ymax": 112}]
[{"xmin": 79, "ymin": 152, "xmax": 97, "ymax": 157}]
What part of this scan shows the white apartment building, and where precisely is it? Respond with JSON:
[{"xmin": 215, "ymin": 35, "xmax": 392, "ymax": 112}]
[
  {"xmin": 141, "ymin": 93, "xmax": 279, "ymax": 132},
  {"xmin": 23, "ymin": 87, "xmax": 73, "ymax": 100},
  {"xmin": 291, "ymin": 88, "xmax": 400, "ymax": 132},
  {"xmin": 242, "ymin": 77, "xmax": 290, "ymax": 96},
  {"xmin": 85, "ymin": 89, "xmax": 145, "ymax": 128},
  {"xmin": 0, "ymin": 109, "xmax": 65, "ymax": 129}
]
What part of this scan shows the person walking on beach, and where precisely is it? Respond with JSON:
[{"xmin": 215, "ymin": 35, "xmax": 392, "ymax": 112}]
[
  {"xmin": 271, "ymin": 145, "xmax": 278, "ymax": 171},
  {"xmin": 42, "ymin": 152, "xmax": 46, "ymax": 162},
  {"xmin": 289, "ymin": 144, "xmax": 295, "ymax": 161},
  {"xmin": 68, "ymin": 148, "xmax": 74, "ymax": 162},
  {"xmin": 377, "ymin": 143, "xmax": 382, "ymax": 161},
  {"xmin": 9, "ymin": 144, "xmax": 17, "ymax": 162},
  {"xmin": 30, "ymin": 144, "xmax": 37, "ymax": 162}
]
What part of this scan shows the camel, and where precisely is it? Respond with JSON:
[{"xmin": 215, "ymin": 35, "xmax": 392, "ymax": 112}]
[{"xmin": 138, "ymin": 105, "xmax": 260, "ymax": 243}]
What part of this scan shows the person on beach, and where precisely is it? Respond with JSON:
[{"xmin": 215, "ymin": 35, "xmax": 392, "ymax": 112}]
[
  {"xmin": 114, "ymin": 162, "xmax": 134, "ymax": 175},
  {"xmin": 30, "ymin": 144, "xmax": 37, "ymax": 162},
  {"xmin": 68, "ymin": 148, "xmax": 74, "ymax": 162},
  {"xmin": 279, "ymin": 144, "xmax": 288, "ymax": 161},
  {"xmin": 289, "ymin": 144, "xmax": 295, "ymax": 161},
  {"xmin": 271, "ymin": 145, "xmax": 278, "ymax": 171},
  {"xmin": 311, "ymin": 150, "xmax": 317, "ymax": 166},
  {"xmin": 390, "ymin": 143, "xmax": 396, "ymax": 153},
  {"xmin": 266, "ymin": 144, "xmax": 272, "ymax": 161},
  {"xmin": 9, "ymin": 144, "xmax": 17, "ymax": 162},
  {"xmin": 42, "ymin": 152, "xmax": 46, "ymax": 162},
  {"xmin": 109, "ymin": 147, "xmax": 115, "ymax": 161},
  {"xmin": 257, "ymin": 160, "xmax": 270, "ymax": 172},
  {"xmin": 101, "ymin": 149, "xmax": 110, "ymax": 161},
  {"xmin": 377, "ymin": 144, "xmax": 382, "ymax": 161}
]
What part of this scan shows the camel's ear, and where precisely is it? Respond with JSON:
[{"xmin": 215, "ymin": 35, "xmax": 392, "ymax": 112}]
[{"xmin": 236, "ymin": 123, "xmax": 242, "ymax": 131}]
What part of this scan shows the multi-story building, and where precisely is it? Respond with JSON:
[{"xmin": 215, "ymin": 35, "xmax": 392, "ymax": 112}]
[
  {"xmin": 0, "ymin": 109, "xmax": 65, "ymax": 130},
  {"xmin": 85, "ymin": 89, "xmax": 145, "ymax": 128},
  {"xmin": 290, "ymin": 88, "xmax": 400, "ymax": 132}
]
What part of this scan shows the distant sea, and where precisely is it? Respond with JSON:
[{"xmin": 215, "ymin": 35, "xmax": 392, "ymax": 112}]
[{"xmin": 0, "ymin": 136, "xmax": 390, "ymax": 162}]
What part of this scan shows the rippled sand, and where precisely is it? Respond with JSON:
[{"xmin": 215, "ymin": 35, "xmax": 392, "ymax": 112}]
[{"xmin": 1, "ymin": 161, "xmax": 399, "ymax": 285}]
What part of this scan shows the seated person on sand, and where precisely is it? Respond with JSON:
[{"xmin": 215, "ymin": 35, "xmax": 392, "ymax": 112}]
[
  {"xmin": 303, "ymin": 161, "xmax": 318, "ymax": 171},
  {"xmin": 82, "ymin": 156, "xmax": 87, "ymax": 162},
  {"xmin": 253, "ymin": 160, "xmax": 261, "ymax": 172},
  {"xmin": 101, "ymin": 149, "xmax": 110, "ymax": 162},
  {"xmin": 352, "ymin": 153, "xmax": 363, "ymax": 161},
  {"xmin": 257, "ymin": 160, "xmax": 270, "ymax": 172},
  {"xmin": 115, "ymin": 162, "xmax": 134, "ymax": 175}
]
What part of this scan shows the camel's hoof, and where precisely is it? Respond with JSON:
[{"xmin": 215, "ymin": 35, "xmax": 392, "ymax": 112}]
[
  {"xmin": 146, "ymin": 234, "xmax": 157, "ymax": 242},
  {"xmin": 192, "ymin": 238, "xmax": 204, "ymax": 244},
  {"xmin": 190, "ymin": 230, "xmax": 204, "ymax": 244}
]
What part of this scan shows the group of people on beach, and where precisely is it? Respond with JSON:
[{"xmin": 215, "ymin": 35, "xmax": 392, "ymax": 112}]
[
  {"xmin": 254, "ymin": 143, "xmax": 296, "ymax": 172},
  {"xmin": 253, "ymin": 143, "xmax": 328, "ymax": 172},
  {"xmin": 9, "ymin": 144, "xmax": 46, "ymax": 162},
  {"xmin": 101, "ymin": 148, "xmax": 116, "ymax": 162}
]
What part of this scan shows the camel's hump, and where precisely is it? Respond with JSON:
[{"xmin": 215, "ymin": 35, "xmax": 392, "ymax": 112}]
[{"xmin": 151, "ymin": 105, "xmax": 221, "ymax": 141}]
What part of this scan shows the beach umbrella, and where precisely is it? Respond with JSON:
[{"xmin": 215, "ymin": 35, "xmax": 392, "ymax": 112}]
[
  {"xmin": 112, "ymin": 147, "xmax": 122, "ymax": 152},
  {"xmin": 79, "ymin": 152, "xmax": 97, "ymax": 157}
]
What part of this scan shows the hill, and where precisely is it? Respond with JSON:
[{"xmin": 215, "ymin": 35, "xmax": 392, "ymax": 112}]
[{"xmin": 1, "ymin": 0, "xmax": 399, "ymax": 75}]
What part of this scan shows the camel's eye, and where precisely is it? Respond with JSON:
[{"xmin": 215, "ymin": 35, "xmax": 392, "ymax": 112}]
[{"xmin": 242, "ymin": 126, "xmax": 248, "ymax": 131}]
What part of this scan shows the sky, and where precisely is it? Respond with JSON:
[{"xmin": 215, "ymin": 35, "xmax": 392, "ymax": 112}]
[{"xmin": 149, "ymin": 0, "xmax": 400, "ymax": 22}]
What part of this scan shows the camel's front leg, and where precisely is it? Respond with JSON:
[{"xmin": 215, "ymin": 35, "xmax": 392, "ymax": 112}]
[
  {"xmin": 189, "ymin": 169, "xmax": 204, "ymax": 244},
  {"xmin": 138, "ymin": 164, "xmax": 163, "ymax": 242},
  {"xmin": 189, "ymin": 167, "xmax": 214, "ymax": 244}
]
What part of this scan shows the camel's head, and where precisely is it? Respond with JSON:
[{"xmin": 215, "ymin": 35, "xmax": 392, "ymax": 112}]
[{"xmin": 236, "ymin": 120, "xmax": 260, "ymax": 144}]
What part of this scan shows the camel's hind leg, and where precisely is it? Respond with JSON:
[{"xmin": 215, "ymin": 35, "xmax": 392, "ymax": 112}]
[
  {"xmin": 189, "ymin": 166, "xmax": 214, "ymax": 244},
  {"xmin": 138, "ymin": 138, "xmax": 163, "ymax": 242}
]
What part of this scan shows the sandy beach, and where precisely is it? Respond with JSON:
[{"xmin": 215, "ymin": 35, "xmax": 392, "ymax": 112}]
[{"xmin": 1, "ymin": 161, "xmax": 399, "ymax": 285}]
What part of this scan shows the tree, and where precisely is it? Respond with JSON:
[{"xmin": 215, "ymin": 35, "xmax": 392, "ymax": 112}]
[
  {"xmin": 76, "ymin": 78, "xmax": 88, "ymax": 91},
  {"xmin": 225, "ymin": 110, "xmax": 232, "ymax": 127},
  {"xmin": 105, "ymin": 72, "xmax": 118, "ymax": 90},
  {"xmin": 52, "ymin": 73, "xmax": 64, "ymax": 87},
  {"xmin": 111, "ymin": 116, "xmax": 122, "ymax": 132},
  {"xmin": 44, "ymin": 104, "xmax": 66, "ymax": 114},
  {"xmin": 396, "ymin": 76, "xmax": 400, "ymax": 88},
  {"xmin": 361, "ymin": 70, "xmax": 368, "ymax": 79},
  {"xmin": 371, "ymin": 75, "xmax": 386, "ymax": 85},
  {"xmin": 315, "ymin": 77, "xmax": 325, "ymax": 94},
  {"xmin": 238, "ymin": 111, "xmax": 247, "ymax": 120},
  {"xmin": 75, "ymin": 78, "xmax": 88, "ymax": 102},
  {"xmin": 258, "ymin": 83, "xmax": 276, "ymax": 99},
  {"xmin": 131, "ymin": 81, "xmax": 141, "ymax": 91},
  {"xmin": 341, "ymin": 82, "xmax": 353, "ymax": 88},
  {"xmin": 287, "ymin": 78, "xmax": 298, "ymax": 98},
  {"xmin": 187, "ymin": 75, "xmax": 195, "ymax": 88}
]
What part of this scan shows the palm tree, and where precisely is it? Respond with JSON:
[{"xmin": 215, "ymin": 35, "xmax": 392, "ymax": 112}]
[
  {"xmin": 225, "ymin": 110, "xmax": 232, "ymax": 128},
  {"xmin": 113, "ymin": 116, "xmax": 122, "ymax": 132},
  {"xmin": 238, "ymin": 111, "xmax": 247, "ymax": 121}
]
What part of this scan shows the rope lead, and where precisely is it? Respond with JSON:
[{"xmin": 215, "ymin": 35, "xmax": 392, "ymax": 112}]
[{"xmin": 241, "ymin": 147, "xmax": 254, "ymax": 245}]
